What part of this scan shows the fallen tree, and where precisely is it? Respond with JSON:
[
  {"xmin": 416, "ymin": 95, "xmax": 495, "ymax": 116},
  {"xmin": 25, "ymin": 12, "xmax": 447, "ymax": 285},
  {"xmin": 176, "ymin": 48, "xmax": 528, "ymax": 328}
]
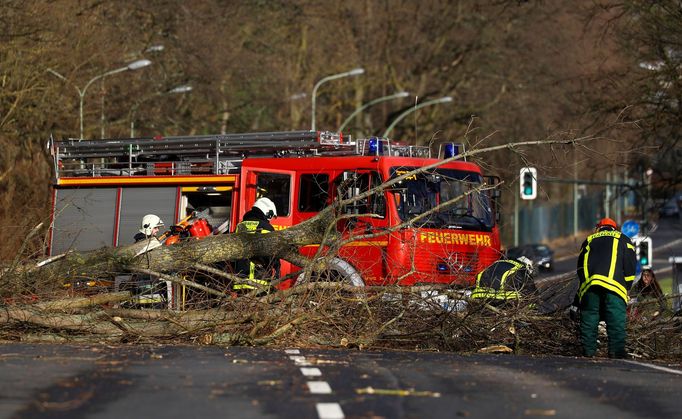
[
  {"xmin": 2, "ymin": 131, "xmax": 679, "ymax": 361},
  {"xmin": 2, "ymin": 282, "xmax": 680, "ymax": 360},
  {"xmin": 38, "ymin": 205, "xmax": 338, "ymax": 279}
]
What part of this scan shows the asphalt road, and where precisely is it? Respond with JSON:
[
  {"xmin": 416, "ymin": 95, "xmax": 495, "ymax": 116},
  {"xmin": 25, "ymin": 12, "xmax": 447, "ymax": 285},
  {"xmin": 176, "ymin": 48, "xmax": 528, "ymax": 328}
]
[
  {"xmin": 2, "ymin": 220, "xmax": 680, "ymax": 418},
  {"xmin": 1, "ymin": 344, "xmax": 681, "ymax": 419}
]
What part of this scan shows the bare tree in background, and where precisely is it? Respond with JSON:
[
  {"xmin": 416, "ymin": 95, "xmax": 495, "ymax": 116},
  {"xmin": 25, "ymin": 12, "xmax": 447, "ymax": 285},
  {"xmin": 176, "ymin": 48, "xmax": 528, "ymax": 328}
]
[{"xmin": 0, "ymin": 0, "xmax": 663, "ymax": 259}]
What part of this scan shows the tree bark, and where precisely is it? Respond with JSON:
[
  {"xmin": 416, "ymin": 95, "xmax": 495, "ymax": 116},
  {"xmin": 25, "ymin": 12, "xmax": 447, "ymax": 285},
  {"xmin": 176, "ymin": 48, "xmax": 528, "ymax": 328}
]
[{"xmin": 40, "ymin": 206, "xmax": 338, "ymax": 278}]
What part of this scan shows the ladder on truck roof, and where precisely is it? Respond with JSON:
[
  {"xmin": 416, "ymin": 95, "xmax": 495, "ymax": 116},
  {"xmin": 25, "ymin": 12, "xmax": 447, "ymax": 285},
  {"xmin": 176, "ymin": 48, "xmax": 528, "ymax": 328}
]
[{"xmin": 50, "ymin": 130, "xmax": 356, "ymax": 179}]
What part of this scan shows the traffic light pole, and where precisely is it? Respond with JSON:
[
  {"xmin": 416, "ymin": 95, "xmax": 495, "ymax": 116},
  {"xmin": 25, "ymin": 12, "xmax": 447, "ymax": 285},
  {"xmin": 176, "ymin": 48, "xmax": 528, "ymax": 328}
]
[
  {"xmin": 514, "ymin": 190, "xmax": 519, "ymax": 246},
  {"xmin": 538, "ymin": 176, "xmax": 639, "ymax": 234},
  {"xmin": 514, "ymin": 171, "xmax": 641, "ymax": 249},
  {"xmin": 537, "ymin": 177, "xmax": 633, "ymax": 187}
]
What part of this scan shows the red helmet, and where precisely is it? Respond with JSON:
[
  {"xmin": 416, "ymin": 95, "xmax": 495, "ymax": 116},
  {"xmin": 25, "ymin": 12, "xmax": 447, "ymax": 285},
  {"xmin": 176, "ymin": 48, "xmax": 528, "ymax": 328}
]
[{"xmin": 596, "ymin": 217, "xmax": 617, "ymax": 229}]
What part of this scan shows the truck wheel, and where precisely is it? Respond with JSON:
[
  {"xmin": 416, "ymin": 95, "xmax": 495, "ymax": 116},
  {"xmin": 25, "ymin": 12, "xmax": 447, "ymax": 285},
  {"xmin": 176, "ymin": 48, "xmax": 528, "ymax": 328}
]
[{"xmin": 296, "ymin": 257, "xmax": 365, "ymax": 287}]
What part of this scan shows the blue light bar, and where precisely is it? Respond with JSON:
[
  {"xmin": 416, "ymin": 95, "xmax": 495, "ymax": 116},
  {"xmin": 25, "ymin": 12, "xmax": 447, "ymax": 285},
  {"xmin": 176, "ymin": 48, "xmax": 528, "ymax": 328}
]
[
  {"xmin": 444, "ymin": 143, "xmax": 458, "ymax": 159},
  {"xmin": 368, "ymin": 137, "xmax": 384, "ymax": 155}
]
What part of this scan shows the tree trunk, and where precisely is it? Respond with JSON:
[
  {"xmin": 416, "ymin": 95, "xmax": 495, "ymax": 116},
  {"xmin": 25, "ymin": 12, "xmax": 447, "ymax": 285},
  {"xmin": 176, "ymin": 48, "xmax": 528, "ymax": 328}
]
[{"xmin": 40, "ymin": 206, "xmax": 338, "ymax": 278}]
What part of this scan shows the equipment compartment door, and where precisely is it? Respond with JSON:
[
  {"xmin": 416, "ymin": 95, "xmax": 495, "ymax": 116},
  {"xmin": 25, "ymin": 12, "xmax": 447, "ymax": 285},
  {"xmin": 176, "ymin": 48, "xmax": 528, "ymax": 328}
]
[
  {"xmin": 51, "ymin": 188, "xmax": 118, "ymax": 254},
  {"xmin": 117, "ymin": 187, "xmax": 177, "ymax": 245}
]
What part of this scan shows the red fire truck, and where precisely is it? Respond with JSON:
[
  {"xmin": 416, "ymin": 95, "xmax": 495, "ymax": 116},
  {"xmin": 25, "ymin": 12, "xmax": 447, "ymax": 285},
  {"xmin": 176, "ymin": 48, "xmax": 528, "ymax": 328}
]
[{"xmin": 48, "ymin": 130, "xmax": 501, "ymax": 291}]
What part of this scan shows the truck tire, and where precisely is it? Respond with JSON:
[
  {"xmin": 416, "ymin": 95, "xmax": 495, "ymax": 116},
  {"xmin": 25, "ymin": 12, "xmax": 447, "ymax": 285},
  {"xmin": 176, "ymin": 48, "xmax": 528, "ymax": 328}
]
[{"xmin": 296, "ymin": 257, "xmax": 365, "ymax": 287}]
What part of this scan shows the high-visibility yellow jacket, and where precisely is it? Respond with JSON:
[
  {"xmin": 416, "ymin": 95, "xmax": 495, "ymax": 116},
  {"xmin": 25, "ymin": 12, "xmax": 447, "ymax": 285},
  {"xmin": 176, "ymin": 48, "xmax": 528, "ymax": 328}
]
[
  {"xmin": 471, "ymin": 259, "xmax": 535, "ymax": 301},
  {"xmin": 577, "ymin": 228, "xmax": 636, "ymax": 303},
  {"xmin": 233, "ymin": 208, "xmax": 278, "ymax": 291}
]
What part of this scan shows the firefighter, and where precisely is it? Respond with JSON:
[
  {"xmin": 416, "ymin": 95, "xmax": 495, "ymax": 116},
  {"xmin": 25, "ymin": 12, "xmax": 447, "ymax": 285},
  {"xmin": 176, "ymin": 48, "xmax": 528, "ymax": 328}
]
[
  {"xmin": 134, "ymin": 214, "xmax": 164, "ymax": 243},
  {"xmin": 129, "ymin": 214, "xmax": 166, "ymax": 306},
  {"xmin": 576, "ymin": 217, "xmax": 636, "ymax": 358},
  {"xmin": 471, "ymin": 256, "xmax": 537, "ymax": 306},
  {"xmin": 233, "ymin": 197, "xmax": 281, "ymax": 293}
]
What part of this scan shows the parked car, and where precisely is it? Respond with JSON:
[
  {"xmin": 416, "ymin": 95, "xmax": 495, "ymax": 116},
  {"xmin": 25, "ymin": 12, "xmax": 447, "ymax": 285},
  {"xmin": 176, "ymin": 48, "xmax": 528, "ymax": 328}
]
[
  {"xmin": 505, "ymin": 243, "xmax": 555, "ymax": 272},
  {"xmin": 658, "ymin": 192, "xmax": 681, "ymax": 218}
]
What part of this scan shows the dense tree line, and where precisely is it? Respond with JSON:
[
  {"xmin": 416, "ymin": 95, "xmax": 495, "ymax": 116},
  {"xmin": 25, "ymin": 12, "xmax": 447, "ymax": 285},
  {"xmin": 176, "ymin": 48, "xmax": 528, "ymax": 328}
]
[{"xmin": 0, "ymin": 0, "xmax": 678, "ymax": 260}]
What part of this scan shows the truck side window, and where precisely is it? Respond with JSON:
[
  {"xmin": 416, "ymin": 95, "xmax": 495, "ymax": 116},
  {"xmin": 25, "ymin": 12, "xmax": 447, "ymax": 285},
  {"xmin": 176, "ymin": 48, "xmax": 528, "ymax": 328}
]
[
  {"xmin": 336, "ymin": 171, "xmax": 385, "ymax": 217},
  {"xmin": 256, "ymin": 172, "xmax": 291, "ymax": 217},
  {"xmin": 298, "ymin": 174, "xmax": 330, "ymax": 212}
]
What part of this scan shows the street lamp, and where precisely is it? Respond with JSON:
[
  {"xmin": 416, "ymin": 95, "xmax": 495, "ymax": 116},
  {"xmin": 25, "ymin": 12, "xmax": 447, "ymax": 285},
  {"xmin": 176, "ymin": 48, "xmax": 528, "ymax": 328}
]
[
  {"xmin": 311, "ymin": 67, "xmax": 365, "ymax": 131},
  {"xmin": 130, "ymin": 84, "xmax": 193, "ymax": 137},
  {"xmin": 289, "ymin": 92, "xmax": 307, "ymax": 101},
  {"xmin": 47, "ymin": 59, "xmax": 152, "ymax": 139},
  {"xmin": 145, "ymin": 44, "xmax": 165, "ymax": 53},
  {"xmin": 382, "ymin": 96, "xmax": 453, "ymax": 138},
  {"xmin": 338, "ymin": 91, "xmax": 409, "ymax": 133}
]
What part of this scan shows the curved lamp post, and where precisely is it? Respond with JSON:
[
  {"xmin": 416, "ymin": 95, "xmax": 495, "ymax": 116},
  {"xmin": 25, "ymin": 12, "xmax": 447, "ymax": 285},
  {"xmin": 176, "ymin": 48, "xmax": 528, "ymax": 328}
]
[
  {"xmin": 338, "ymin": 91, "xmax": 409, "ymax": 133},
  {"xmin": 47, "ymin": 59, "xmax": 152, "ymax": 139},
  {"xmin": 129, "ymin": 84, "xmax": 193, "ymax": 137},
  {"xmin": 382, "ymin": 96, "xmax": 453, "ymax": 138},
  {"xmin": 311, "ymin": 67, "xmax": 364, "ymax": 131}
]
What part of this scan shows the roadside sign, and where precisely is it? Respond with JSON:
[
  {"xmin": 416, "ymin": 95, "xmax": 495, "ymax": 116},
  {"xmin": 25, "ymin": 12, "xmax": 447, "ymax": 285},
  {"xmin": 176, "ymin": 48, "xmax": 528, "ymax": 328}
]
[{"xmin": 622, "ymin": 219, "xmax": 639, "ymax": 238}]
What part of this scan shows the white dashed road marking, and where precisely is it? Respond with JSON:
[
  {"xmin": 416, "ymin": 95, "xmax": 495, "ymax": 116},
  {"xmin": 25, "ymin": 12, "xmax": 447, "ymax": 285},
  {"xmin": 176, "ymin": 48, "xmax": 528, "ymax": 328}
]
[
  {"xmin": 307, "ymin": 381, "xmax": 333, "ymax": 394},
  {"xmin": 286, "ymin": 350, "xmax": 344, "ymax": 419},
  {"xmin": 316, "ymin": 402, "xmax": 345, "ymax": 419},
  {"xmin": 300, "ymin": 367, "xmax": 323, "ymax": 377},
  {"xmin": 289, "ymin": 355, "xmax": 312, "ymax": 366}
]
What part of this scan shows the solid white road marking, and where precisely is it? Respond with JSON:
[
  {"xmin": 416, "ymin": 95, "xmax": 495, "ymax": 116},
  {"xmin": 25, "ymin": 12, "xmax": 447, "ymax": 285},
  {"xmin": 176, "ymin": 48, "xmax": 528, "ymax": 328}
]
[
  {"xmin": 623, "ymin": 360, "xmax": 682, "ymax": 376},
  {"xmin": 307, "ymin": 381, "xmax": 333, "ymax": 394},
  {"xmin": 316, "ymin": 402, "xmax": 345, "ymax": 419},
  {"xmin": 300, "ymin": 367, "xmax": 322, "ymax": 377},
  {"xmin": 285, "ymin": 349, "xmax": 301, "ymax": 354}
]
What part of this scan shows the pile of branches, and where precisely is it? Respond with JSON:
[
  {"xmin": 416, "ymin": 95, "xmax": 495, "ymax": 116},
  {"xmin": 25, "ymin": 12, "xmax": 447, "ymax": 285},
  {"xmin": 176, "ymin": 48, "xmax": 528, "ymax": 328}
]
[
  {"xmin": 1, "ymin": 267, "xmax": 679, "ymax": 362},
  {"xmin": 1, "ymin": 141, "xmax": 679, "ymax": 359}
]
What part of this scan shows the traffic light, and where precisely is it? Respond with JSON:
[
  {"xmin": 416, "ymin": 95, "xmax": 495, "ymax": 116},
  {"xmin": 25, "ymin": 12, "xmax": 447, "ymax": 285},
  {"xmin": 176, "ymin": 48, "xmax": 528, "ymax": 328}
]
[
  {"xmin": 634, "ymin": 236, "xmax": 653, "ymax": 269},
  {"xmin": 519, "ymin": 167, "xmax": 537, "ymax": 200}
]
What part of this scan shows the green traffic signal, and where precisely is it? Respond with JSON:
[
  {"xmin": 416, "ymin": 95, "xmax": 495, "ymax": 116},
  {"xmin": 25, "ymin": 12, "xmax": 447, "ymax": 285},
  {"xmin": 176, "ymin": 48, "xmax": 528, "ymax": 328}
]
[
  {"xmin": 522, "ymin": 174, "xmax": 535, "ymax": 197},
  {"xmin": 636, "ymin": 238, "xmax": 652, "ymax": 268},
  {"xmin": 519, "ymin": 167, "xmax": 537, "ymax": 200}
]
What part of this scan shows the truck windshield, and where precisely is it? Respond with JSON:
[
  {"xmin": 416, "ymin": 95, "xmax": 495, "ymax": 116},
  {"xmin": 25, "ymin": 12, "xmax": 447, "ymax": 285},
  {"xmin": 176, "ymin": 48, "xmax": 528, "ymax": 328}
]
[{"xmin": 390, "ymin": 167, "xmax": 494, "ymax": 231}]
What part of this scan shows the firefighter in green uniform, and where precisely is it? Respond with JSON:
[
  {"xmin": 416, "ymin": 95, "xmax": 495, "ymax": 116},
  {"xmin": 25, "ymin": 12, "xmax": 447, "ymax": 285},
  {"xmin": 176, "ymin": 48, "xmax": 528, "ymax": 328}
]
[
  {"xmin": 234, "ymin": 197, "xmax": 281, "ymax": 293},
  {"xmin": 471, "ymin": 256, "xmax": 537, "ymax": 305},
  {"xmin": 576, "ymin": 217, "xmax": 636, "ymax": 358}
]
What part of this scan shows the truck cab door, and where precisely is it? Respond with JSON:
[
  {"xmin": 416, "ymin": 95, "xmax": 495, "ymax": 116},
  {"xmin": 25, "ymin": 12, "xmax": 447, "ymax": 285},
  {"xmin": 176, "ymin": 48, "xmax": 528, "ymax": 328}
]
[
  {"xmin": 240, "ymin": 169, "xmax": 294, "ymax": 229},
  {"xmin": 334, "ymin": 170, "xmax": 389, "ymax": 284}
]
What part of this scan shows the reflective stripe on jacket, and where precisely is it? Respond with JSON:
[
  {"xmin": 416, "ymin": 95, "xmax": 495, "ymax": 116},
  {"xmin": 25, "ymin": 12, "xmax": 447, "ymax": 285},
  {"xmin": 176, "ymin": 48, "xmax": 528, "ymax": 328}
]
[
  {"xmin": 471, "ymin": 259, "xmax": 530, "ymax": 301},
  {"xmin": 577, "ymin": 230, "xmax": 636, "ymax": 303},
  {"xmin": 234, "ymin": 216, "xmax": 273, "ymax": 290}
]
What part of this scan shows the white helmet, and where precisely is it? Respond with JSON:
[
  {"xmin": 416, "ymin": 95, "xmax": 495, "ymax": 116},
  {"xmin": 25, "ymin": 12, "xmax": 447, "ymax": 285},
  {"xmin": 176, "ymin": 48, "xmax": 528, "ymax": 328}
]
[
  {"xmin": 139, "ymin": 214, "xmax": 164, "ymax": 235},
  {"xmin": 253, "ymin": 197, "xmax": 277, "ymax": 219},
  {"xmin": 517, "ymin": 256, "xmax": 534, "ymax": 275}
]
